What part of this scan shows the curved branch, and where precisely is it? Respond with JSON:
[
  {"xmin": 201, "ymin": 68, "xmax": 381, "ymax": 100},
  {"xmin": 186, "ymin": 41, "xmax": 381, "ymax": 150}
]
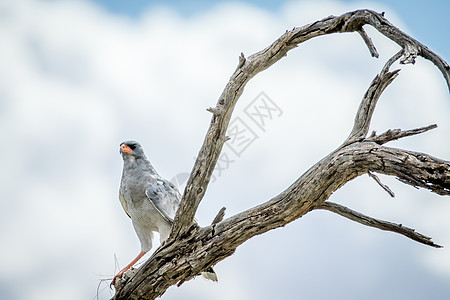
[
  {"xmin": 357, "ymin": 27, "xmax": 379, "ymax": 58},
  {"xmin": 344, "ymin": 70, "xmax": 400, "ymax": 146},
  {"xmin": 172, "ymin": 8, "xmax": 450, "ymax": 238},
  {"xmin": 420, "ymin": 45, "xmax": 450, "ymax": 88},
  {"xmin": 113, "ymin": 9, "xmax": 450, "ymax": 300},
  {"xmin": 114, "ymin": 140, "xmax": 450, "ymax": 299},
  {"xmin": 338, "ymin": 10, "xmax": 450, "ymax": 89},
  {"xmin": 381, "ymin": 49, "xmax": 403, "ymax": 74}
]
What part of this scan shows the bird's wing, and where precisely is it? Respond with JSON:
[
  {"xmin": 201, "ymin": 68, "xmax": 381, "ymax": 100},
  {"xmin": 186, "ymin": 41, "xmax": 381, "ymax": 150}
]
[
  {"xmin": 119, "ymin": 194, "xmax": 131, "ymax": 218},
  {"xmin": 145, "ymin": 178, "xmax": 181, "ymax": 223}
]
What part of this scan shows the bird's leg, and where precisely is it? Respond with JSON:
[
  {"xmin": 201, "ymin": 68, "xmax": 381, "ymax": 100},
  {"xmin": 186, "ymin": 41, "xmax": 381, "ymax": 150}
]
[{"xmin": 112, "ymin": 251, "xmax": 147, "ymax": 286}]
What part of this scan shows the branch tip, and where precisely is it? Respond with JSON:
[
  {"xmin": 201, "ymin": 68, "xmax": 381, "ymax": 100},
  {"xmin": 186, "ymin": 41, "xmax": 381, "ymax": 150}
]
[
  {"xmin": 236, "ymin": 52, "xmax": 246, "ymax": 70},
  {"xmin": 368, "ymin": 171, "xmax": 395, "ymax": 197},
  {"xmin": 211, "ymin": 207, "xmax": 226, "ymax": 225},
  {"xmin": 316, "ymin": 201, "xmax": 442, "ymax": 248},
  {"xmin": 357, "ymin": 27, "xmax": 379, "ymax": 58},
  {"xmin": 206, "ymin": 107, "xmax": 220, "ymax": 116},
  {"xmin": 344, "ymin": 66, "xmax": 399, "ymax": 145},
  {"xmin": 382, "ymin": 50, "xmax": 403, "ymax": 74},
  {"xmin": 368, "ymin": 124, "xmax": 438, "ymax": 145}
]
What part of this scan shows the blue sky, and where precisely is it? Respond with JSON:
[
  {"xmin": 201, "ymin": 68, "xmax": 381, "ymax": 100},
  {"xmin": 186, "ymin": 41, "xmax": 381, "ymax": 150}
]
[{"xmin": 1, "ymin": 1, "xmax": 449, "ymax": 299}]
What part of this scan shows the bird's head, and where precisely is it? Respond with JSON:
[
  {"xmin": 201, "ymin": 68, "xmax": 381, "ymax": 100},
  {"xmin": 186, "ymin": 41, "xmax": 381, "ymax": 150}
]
[{"xmin": 120, "ymin": 140, "xmax": 146, "ymax": 159}]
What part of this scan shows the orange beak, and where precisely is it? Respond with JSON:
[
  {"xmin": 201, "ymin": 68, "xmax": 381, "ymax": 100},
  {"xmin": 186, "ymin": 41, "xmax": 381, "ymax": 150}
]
[{"xmin": 120, "ymin": 144, "xmax": 133, "ymax": 153}]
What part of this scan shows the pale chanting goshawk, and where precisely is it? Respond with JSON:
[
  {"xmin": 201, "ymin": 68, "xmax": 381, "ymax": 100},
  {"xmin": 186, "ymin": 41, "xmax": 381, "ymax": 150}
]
[{"xmin": 112, "ymin": 140, "xmax": 217, "ymax": 285}]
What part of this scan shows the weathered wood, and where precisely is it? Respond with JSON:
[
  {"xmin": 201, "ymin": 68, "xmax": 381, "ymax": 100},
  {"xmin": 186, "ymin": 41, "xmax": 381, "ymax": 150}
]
[
  {"xmin": 112, "ymin": 9, "xmax": 449, "ymax": 300},
  {"xmin": 316, "ymin": 201, "xmax": 442, "ymax": 248},
  {"xmin": 368, "ymin": 170, "xmax": 395, "ymax": 197},
  {"xmin": 344, "ymin": 70, "xmax": 400, "ymax": 146},
  {"xmin": 171, "ymin": 9, "xmax": 450, "ymax": 240},
  {"xmin": 367, "ymin": 124, "xmax": 438, "ymax": 145},
  {"xmin": 114, "ymin": 141, "xmax": 450, "ymax": 299}
]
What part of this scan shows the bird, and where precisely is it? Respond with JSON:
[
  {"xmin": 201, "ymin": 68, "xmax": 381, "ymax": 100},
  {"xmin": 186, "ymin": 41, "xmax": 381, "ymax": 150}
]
[{"xmin": 112, "ymin": 140, "xmax": 218, "ymax": 285}]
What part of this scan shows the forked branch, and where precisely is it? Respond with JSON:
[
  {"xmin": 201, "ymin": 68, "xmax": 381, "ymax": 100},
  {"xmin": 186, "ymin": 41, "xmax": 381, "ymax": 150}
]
[
  {"xmin": 113, "ymin": 9, "xmax": 449, "ymax": 300},
  {"xmin": 171, "ymin": 9, "xmax": 450, "ymax": 238},
  {"xmin": 344, "ymin": 69, "xmax": 400, "ymax": 146}
]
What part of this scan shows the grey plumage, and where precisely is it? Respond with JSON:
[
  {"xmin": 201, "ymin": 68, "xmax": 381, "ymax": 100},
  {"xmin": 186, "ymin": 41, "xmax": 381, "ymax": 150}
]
[
  {"xmin": 115, "ymin": 140, "xmax": 217, "ymax": 283},
  {"xmin": 145, "ymin": 179, "xmax": 179, "ymax": 223}
]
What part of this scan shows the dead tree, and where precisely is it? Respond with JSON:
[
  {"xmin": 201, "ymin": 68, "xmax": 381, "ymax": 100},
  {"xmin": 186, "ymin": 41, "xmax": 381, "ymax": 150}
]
[{"xmin": 112, "ymin": 9, "xmax": 450, "ymax": 299}]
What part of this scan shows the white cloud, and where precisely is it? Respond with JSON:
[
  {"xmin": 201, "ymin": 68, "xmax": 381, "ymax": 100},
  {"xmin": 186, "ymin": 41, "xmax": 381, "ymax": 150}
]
[{"xmin": 0, "ymin": 0, "xmax": 449, "ymax": 299}]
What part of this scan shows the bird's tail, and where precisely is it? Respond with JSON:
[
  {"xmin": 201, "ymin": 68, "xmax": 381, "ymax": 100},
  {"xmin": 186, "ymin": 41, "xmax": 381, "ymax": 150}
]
[{"xmin": 201, "ymin": 267, "xmax": 218, "ymax": 282}]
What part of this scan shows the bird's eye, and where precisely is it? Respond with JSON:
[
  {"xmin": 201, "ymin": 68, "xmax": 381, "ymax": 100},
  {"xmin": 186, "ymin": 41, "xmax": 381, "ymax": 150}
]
[{"xmin": 129, "ymin": 144, "xmax": 136, "ymax": 150}]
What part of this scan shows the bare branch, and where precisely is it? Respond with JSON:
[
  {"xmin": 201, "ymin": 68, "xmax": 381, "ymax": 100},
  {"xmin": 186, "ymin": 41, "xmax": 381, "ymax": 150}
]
[
  {"xmin": 114, "ymin": 141, "xmax": 450, "ymax": 299},
  {"xmin": 316, "ymin": 201, "xmax": 442, "ymax": 248},
  {"xmin": 368, "ymin": 124, "xmax": 438, "ymax": 145},
  {"xmin": 345, "ymin": 47, "xmax": 411, "ymax": 147},
  {"xmin": 344, "ymin": 70, "xmax": 399, "ymax": 145},
  {"xmin": 420, "ymin": 45, "xmax": 450, "ymax": 92},
  {"xmin": 369, "ymin": 146, "xmax": 450, "ymax": 195},
  {"xmin": 344, "ymin": 49, "xmax": 407, "ymax": 147},
  {"xmin": 235, "ymin": 52, "xmax": 246, "ymax": 71},
  {"xmin": 172, "ymin": 9, "xmax": 450, "ymax": 238},
  {"xmin": 114, "ymin": 10, "xmax": 450, "ymax": 300},
  {"xmin": 206, "ymin": 107, "xmax": 221, "ymax": 116},
  {"xmin": 381, "ymin": 49, "xmax": 403, "ymax": 74},
  {"xmin": 211, "ymin": 207, "xmax": 226, "ymax": 225},
  {"xmin": 339, "ymin": 10, "xmax": 450, "ymax": 91},
  {"xmin": 357, "ymin": 27, "xmax": 379, "ymax": 58},
  {"xmin": 400, "ymin": 43, "xmax": 419, "ymax": 65},
  {"xmin": 368, "ymin": 171, "xmax": 395, "ymax": 197}
]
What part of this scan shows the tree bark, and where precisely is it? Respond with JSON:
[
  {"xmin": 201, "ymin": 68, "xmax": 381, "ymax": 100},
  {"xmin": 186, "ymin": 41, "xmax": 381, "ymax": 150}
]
[{"xmin": 112, "ymin": 9, "xmax": 450, "ymax": 299}]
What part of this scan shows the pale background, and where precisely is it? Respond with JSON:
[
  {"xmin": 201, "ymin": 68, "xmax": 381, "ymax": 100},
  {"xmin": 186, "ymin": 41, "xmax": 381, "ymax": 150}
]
[{"xmin": 1, "ymin": 0, "xmax": 450, "ymax": 299}]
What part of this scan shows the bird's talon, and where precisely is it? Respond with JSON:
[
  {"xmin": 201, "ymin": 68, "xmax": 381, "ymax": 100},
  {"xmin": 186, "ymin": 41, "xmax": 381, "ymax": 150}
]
[{"xmin": 111, "ymin": 273, "xmax": 122, "ymax": 287}]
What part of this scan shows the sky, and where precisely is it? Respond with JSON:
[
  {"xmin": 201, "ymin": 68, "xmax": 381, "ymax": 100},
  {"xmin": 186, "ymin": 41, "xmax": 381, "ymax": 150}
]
[{"xmin": 0, "ymin": 0, "xmax": 449, "ymax": 299}]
